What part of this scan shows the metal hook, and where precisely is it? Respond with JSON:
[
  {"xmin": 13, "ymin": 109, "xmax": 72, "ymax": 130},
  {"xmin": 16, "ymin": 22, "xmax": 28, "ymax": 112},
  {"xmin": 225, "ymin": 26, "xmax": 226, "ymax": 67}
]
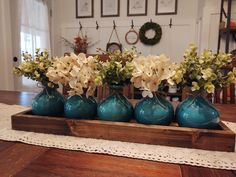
[
  {"xmin": 79, "ymin": 21, "xmax": 82, "ymax": 30},
  {"xmin": 96, "ymin": 21, "xmax": 99, "ymax": 30},
  {"xmin": 113, "ymin": 20, "xmax": 116, "ymax": 29},
  {"xmin": 131, "ymin": 20, "xmax": 134, "ymax": 29},
  {"xmin": 169, "ymin": 18, "xmax": 172, "ymax": 28}
]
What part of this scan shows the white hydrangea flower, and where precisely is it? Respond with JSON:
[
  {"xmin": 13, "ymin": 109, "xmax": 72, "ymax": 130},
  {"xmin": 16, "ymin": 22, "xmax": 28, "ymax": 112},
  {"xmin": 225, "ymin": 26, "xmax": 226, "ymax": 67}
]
[
  {"xmin": 131, "ymin": 54, "xmax": 176, "ymax": 98},
  {"xmin": 46, "ymin": 53, "xmax": 98, "ymax": 96}
]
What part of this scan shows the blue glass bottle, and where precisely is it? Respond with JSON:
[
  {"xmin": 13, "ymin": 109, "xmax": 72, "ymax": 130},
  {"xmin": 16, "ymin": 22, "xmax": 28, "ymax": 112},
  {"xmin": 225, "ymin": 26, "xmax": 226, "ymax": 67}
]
[
  {"xmin": 64, "ymin": 95, "xmax": 97, "ymax": 119},
  {"xmin": 176, "ymin": 92, "xmax": 220, "ymax": 129},
  {"xmin": 135, "ymin": 93, "xmax": 174, "ymax": 125},
  {"xmin": 97, "ymin": 85, "xmax": 133, "ymax": 122},
  {"xmin": 32, "ymin": 86, "xmax": 65, "ymax": 116}
]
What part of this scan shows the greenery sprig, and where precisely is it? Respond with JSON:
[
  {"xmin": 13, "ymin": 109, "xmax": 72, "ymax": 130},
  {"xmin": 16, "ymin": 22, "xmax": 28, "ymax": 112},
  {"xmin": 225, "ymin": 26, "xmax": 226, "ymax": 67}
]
[
  {"xmin": 13, "ymin": 49, "xmax": 57, "ymax": 88},
  {"xmin": 95, "ymin": 48, "xmax": 139, "ymax": 86},
  {"xmin": 170, "ymin": 45, "xmax": 236, "ymax": 93}
]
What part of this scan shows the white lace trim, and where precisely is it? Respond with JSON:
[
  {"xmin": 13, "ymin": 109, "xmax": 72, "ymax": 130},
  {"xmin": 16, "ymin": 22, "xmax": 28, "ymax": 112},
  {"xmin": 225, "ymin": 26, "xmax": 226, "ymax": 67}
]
[{"xmin": 0, "ymin": 103, "xmax": 235, "ymax": 170}]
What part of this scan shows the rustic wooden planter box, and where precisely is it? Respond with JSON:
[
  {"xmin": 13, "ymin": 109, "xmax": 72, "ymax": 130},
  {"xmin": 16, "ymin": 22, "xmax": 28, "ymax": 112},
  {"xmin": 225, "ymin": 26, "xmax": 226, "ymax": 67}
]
[{"xmin": 11, "ymin": 110, "xmax": 235, "ymax": 152}]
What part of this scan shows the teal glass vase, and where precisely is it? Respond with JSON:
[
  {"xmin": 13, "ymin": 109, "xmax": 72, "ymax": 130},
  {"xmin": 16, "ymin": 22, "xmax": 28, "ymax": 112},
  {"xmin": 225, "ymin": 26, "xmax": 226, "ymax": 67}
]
[
  {"xmin": 32, "ymin": 86, "xmax": 65, "ymax": 116},
  {"xmin": 176, "ymin": 91, "xmax": 220, "ymax": 129},
  {"xmin": 97, "ymin": 85, "xmax": 133, "ymax": 122},
  {"xmin": 135, "ymin": 93, "xmax": 174, "ymax": 125},
  {"xmin": 64, "ymin": 95, "xmax": 97, "ymax": 119}
]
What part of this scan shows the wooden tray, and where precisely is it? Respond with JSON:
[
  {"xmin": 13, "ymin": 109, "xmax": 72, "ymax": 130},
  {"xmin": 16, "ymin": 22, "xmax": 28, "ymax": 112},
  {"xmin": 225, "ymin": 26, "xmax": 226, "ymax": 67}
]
[{"xmin": 11, "ymin": 110, "xmax": 235, "ymax": 152}]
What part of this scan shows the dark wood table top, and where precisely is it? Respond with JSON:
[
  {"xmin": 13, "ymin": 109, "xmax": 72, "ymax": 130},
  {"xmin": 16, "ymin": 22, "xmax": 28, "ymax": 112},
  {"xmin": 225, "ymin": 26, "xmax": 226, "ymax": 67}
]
[{"xmin": 0, "ymin": 90, "xmax": 235, "ymax": 177}]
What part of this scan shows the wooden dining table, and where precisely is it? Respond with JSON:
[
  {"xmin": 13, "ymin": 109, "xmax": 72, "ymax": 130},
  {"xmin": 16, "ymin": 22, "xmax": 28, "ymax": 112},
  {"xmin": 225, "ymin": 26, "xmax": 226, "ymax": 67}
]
[{"xmin": 0, "ymin": 90, "xmax": 235, "ymax": 177}]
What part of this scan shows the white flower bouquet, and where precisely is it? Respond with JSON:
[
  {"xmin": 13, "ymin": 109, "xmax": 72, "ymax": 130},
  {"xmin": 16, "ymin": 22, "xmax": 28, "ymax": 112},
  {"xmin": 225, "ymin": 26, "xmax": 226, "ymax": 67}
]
[
  {"xmin": 46, "ymin": 53, "xmax": 98, "ymax": 96},
  {"xmin": 131, "ymin": 54, "xmax": 176, "ymax": 98}
]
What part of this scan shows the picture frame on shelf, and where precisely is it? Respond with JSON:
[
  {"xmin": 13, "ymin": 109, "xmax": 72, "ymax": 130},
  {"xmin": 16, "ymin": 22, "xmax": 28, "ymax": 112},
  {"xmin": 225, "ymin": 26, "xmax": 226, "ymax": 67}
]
[
  {"xmin": 76, "ymin": 0, "xmax": 94, "ymax": 18},
  {"xmin": 101, "ymin": 0, "xmax": 120, "ymax": 17},
  {"xmin": 127, "ymin": 0, "xmax": 147, "ymax": 16},
  {"xmin": 156, "ymin": 0, "xmax": 177, "ymax": 15}
]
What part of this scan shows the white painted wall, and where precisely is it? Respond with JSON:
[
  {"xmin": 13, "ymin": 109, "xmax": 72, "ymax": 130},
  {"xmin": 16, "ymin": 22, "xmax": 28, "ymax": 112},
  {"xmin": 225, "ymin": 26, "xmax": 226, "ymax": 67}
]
[
  {"xmin": 51, "ymin": 0, "xmax": 200, "ymax": 63},
  {"xmin": 51, "ymin": 0, "xmax": 236, "ymax": 63}
]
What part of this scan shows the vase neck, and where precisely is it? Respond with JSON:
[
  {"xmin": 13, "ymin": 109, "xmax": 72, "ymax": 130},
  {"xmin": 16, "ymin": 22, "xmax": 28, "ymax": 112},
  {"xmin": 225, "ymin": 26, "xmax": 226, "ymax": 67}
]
[
  {"xmin": 43, "ymin": 86, "xmax": 57, "ymax": 94},
  {"xmin": 189, "ymin": 90, "xmax": 206, "ymax": 98},
  {"xmin": 153, "ymin": 91, "xmax": 165, "ymax": 99},
  {"xmin": 183, "ymin": 87, "xmax": 207, "ymax": 99},
  {"xmin": 109, "ymin": 85, "xmax": 123, "ymax": 94}
]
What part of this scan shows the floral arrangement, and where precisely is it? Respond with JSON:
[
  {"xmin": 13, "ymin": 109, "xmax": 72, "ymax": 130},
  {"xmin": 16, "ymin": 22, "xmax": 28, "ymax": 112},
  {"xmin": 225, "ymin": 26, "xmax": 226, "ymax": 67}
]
[
  {"xmin": 46, "ymin": 53, "xmax": 98, "ymax": 96},
  {"xmin": 61, "ymin": 34, "xmax": 88, "ymax": 54},
  {"xmin": 74, "ymin": 34, "xmax": 88, "ymax": 53},
  {"xmin": 95, "ymin": 48, "xmax": 138, "ymax": 86},
  {"xmin": 13, "ymin": 49, "xmax": 57, "ymax": 88},
  {"xmin": 131, "ymin": 55, "xmax": 176, "ymax": 97},
  {"xmin": 170, "ymin": 45, "xmax": 236, "ymax": 93}
]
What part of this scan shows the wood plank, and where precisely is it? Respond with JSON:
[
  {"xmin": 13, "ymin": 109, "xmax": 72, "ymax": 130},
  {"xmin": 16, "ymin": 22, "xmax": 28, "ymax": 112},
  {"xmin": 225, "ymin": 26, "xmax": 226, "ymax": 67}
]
[
  {"xmin": 215, "ymin": 104, "xmax": 236, "ymax": 123},
  {"xmin": 11, "ymin": 110, "xmax": 235, "ymax": 152},
  {"xmin": 0, "ymin": 91, "xmax": 36, "ymax": 106},
  {"xmin": 181, "ymin": 165, "xmax": 236, "ymax": 177},
  {"xmin": 15, "ymin": 149, "xmax": 182, "ymax": 177},
  {"xmin": 0, "ymin": 140, "xmax": 15, "ymax": 151},
  {"xmin": 223, "ymin": 86, "xmax": 228, "ymax": 104},
  {"xmin": 0, "ymin": 143, "xmax": 48, "ymax": 177},
  {"xmin": 214, "ymin": 88, "xmax": 221, "ymax": 103},
  {"xmin": 12, "ymin": 110, "xmax": 71, "ymax": 135},
  {"xmin": 230, "ymin": 83, "xmax": 235, "ymax": 104},
  {"xmin": 68, "ymin": 120, "xmax": 235, "ymax": 152}
]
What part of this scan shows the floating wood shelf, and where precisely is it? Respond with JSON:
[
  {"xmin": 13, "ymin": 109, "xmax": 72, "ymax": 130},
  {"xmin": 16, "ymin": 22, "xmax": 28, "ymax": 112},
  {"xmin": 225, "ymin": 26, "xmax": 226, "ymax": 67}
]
[{"xmin": 11, "ymin": 110, "xmax": 235, "ymax": 152}]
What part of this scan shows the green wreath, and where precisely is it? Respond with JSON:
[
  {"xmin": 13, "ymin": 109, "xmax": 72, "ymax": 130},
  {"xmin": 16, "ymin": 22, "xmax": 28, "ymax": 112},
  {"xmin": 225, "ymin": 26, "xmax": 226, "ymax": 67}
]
[{"xmin": 139, "ymin": 22, "xmax": 162, "ymax": 45}]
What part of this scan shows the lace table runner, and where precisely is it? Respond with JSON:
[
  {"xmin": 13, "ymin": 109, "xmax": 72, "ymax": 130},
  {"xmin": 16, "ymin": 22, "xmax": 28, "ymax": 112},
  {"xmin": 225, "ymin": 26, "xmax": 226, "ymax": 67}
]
[{"xmin": 0, "ymin": 103, "xmax": 235, "ymax": 170}]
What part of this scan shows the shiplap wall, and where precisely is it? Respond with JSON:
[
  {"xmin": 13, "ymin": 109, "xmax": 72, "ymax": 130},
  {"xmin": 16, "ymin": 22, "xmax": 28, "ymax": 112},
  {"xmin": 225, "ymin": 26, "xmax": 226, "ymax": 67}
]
[{"xmin": 51, "ymin": 0, "xmax": 200, "ymax": 63}]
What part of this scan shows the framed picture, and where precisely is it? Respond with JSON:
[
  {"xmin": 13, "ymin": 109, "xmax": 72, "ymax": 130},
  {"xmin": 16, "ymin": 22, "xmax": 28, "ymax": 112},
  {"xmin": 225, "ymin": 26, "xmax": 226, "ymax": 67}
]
[
  {"xmin": 101, "ymin": 0, "xmax": 120, "ymax": 17},
  {"xmin": 156, "ymin": 0, "xmax": 177, "ymax": 15},
  {"xmin": 76, "ymin": 0, "xmax": 94, "ymax": 18},
  {"xmin": 127, "ymin": 0, "xmax": 147, "ymax": 16}
]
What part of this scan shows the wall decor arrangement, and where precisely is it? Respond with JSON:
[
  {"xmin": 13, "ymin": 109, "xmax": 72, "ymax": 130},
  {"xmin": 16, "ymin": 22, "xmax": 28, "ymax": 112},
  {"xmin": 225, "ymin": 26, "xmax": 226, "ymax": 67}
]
[
  {"xmin": 101, "ymin": 0, "xmax": 120, "ymax": 17},
  {"xmin": 76, "ymin": 0, "xmax": 178, "ymax": 18},
  {"xmin": 127, "ymin": 0, "xmax": 147, "ymax": 16},
  {"xmin": 76, "ymin": 0, "xmax": 94, "ymax": 18},
  {"xmin": 156, "ymin": 0, "xmax": 178, "ymax": 15}
]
